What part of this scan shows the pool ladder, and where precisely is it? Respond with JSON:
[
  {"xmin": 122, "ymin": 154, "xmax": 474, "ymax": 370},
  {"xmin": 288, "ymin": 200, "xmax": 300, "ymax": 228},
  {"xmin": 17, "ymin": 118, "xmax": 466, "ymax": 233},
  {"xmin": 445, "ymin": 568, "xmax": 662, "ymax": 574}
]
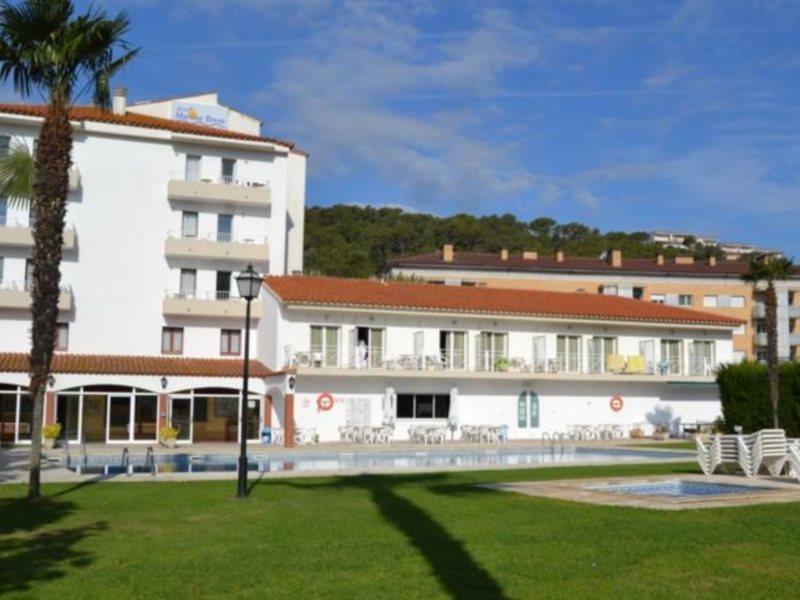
[{"xmin": 541, "ymin": 432, "xmax": 566, "ymax": 451}]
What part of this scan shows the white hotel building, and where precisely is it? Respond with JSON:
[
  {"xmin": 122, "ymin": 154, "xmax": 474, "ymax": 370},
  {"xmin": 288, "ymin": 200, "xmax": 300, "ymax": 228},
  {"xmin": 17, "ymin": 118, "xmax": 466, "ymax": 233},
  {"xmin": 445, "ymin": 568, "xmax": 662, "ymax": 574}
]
[
  {"xmin": 0, "ymin": 90, "xmax": 304, "ymax": 446},
  {"xmin": 0, "ymin": 92, "xmax": 742, "ymax": 449}
]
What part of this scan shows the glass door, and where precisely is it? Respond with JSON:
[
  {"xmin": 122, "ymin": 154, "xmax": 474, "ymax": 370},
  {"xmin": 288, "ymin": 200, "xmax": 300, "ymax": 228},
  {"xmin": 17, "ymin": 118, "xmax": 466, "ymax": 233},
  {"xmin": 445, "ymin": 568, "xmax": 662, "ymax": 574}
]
[
  {"xmin": 133, "ymin": 395, "xmax": 158, "ymax": 442},
  {"xmin": 56, "ymin": 394, "xmax": 81, "ymax": 443},
  {"xmin": 107, "ymin": 395, "xmax": 131, "ymax": 442},
  {"xmin": 185, "ymin": 155, "xmax": 201, "ymax": 181},
  {"xmin": 170, "ymin": 397, "xmax": 192, "ymax": 442},
  {"xmin": 245, "ymin": 397, "xmax": 261, "ymax": 442}
]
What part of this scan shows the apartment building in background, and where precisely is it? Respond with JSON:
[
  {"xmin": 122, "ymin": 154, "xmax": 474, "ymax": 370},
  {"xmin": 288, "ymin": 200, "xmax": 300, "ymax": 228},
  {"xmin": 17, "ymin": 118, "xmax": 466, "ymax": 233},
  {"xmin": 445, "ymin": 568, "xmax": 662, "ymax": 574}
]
[
  {"xmin": 648, "ymin": 230, "xmax": 783, "ymax": 259},
  {"xmin": 386, "ymin": 246, "xmax": 800, "ymax": 363},
  {"xmin": 0, "ymin": 89, "xmax": 305, "ymax": 445}
]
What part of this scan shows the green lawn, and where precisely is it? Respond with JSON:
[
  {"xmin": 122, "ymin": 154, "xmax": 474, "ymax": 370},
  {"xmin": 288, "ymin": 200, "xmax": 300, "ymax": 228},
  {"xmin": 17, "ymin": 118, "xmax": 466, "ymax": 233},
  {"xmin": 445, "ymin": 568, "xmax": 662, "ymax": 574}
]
[{"xmin": 3, "ymin": 462, "xmax": 800, "ymax": 599}]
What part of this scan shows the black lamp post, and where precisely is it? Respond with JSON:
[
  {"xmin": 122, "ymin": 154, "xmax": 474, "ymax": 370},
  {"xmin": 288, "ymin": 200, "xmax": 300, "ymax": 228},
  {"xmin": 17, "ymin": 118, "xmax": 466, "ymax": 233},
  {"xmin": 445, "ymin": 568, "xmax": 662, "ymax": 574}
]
[{"xmin": 235, "ymin": 263, "xmax": 262, "ymax": 498}]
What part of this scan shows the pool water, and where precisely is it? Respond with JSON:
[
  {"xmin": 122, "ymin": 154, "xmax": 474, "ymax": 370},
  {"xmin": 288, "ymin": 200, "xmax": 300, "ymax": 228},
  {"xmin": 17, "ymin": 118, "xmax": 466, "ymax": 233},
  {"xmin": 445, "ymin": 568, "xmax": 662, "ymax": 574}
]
[
  {"xmin": 64, "ymin": 446, "xmax": 690, "ymax": 476},
  {"xmin": 593, "ymin": 479, "xmax": 772, "ymax": 498}
]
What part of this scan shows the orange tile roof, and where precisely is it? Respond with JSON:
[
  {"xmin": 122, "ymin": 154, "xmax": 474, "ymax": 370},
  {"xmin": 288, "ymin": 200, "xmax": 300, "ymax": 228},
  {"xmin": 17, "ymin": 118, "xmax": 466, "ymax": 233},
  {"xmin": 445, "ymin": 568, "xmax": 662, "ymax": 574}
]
[
  {"xmin": 0, "ymin": 103, "xmax": 295, "ymax": 148},
  {"xmin": 0, "ymin": 353, "xmax": 273, "ymax": 378},
  {"xmin": 264, "ymin": 275, "xmax": 743, "ymax": 327}
]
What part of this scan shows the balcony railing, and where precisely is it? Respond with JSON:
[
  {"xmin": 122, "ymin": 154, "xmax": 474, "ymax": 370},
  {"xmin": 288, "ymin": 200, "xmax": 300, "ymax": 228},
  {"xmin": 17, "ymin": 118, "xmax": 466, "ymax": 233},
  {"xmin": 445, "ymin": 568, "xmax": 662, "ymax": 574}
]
[
  {"xmin": 0, "ymin": 280, "xmax": 73, "ymax": 310},
  {"xmin": 0, "ymin": 221, "xmax": 76, "ymax": 249},
  {"xmin": 168, "ymin": 172, "xmax": 270, "ymax": 207},
  {"xmin": 163, "ymin": 290, "xmax": 261, "ymax": 319},
  {"xmin": 167, "ymin": 230, "xmax": 267, "ymax": 245},
  {"xmin": 283, "ymin": 345, "xmax": 718, "ymax": 377}
]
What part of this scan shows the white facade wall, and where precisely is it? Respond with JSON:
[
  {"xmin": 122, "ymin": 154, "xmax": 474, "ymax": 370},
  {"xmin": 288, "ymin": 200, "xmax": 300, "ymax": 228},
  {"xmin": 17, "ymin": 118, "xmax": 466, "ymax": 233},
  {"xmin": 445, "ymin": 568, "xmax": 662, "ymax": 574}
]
[{"xmin": 0, "ymin": 97, "xmax": 306, "ymax": 364}]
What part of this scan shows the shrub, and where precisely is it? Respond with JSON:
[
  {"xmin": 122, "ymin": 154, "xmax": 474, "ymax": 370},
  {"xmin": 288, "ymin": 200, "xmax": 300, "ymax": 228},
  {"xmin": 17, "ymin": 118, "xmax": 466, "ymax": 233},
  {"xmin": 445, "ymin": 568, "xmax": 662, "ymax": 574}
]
[
  {"xmin": 717, "ymin": 361, "xmax": 800, "ymax": 436},
  {"xmin": 159, "ymin": 426, "xmax": 179, "ymax": 440},
  {"xmin": 43, "ymin": 423, "xmax": 61, "ymax": 439}
]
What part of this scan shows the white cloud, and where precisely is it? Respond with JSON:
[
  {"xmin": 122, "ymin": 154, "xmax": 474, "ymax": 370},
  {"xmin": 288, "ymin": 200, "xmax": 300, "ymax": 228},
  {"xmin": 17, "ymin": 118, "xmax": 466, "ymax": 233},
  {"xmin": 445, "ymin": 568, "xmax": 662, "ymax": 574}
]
[{"xmin": 250, "ymin": 2, "xmax": 558, "ymax": 207}]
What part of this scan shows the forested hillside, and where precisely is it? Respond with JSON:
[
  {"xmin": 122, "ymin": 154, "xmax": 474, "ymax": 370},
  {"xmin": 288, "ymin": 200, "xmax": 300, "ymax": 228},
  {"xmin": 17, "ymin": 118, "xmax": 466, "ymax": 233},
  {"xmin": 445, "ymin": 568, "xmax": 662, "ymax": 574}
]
[{"xmin": 303, "ymin": 205, "xmax": 721, "ymax": 278}]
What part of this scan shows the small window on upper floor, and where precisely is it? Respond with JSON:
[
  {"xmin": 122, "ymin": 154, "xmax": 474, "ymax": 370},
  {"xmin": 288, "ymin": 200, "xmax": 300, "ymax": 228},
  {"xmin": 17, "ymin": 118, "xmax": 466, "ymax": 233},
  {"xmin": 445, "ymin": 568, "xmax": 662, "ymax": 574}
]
[
  {"xmin": 633, "ymin": 287, "xmax": 644, "ymax": 300},
  {"xmin": 55, "ymin": 323, "xmax": 69, "ymax": 351},
  {"xmin": 0, "ymin": 135, "xmax": 9, "ymax": 156},
  {"xmin": 220, "ymin": 329, "xmax": 241, "ymax": 356},
  {"xmin": 678, "ymin": 294, "xmax": 694, "ymax": 306},
  {"xmin": 185, "ymin": 155, "xmax": 201, "ymax": 182},
  {"xmin": 599, "ymin": 285, "xmax": 618, "ymax": 296},
  {"xmin": 221, "ymin": 158, "xmax": 236, "ymax": 184},
  {"xmin": 0, "ymin": 197, "xmax": 6, "ymax": 226},
  {"xmin": 730, "ymin": 295, "xmax": 745, "ymax": 308},
  {"xmin": 162, "ymin": 327, "xmax": 184, "ymax": 355},
  {"xmin": 703, "ymin": 295, "xmax": 718, "ymax": 308},
  {"xmin": 651, "ymin": 293, "xmax": 666, "ymax": 304}
]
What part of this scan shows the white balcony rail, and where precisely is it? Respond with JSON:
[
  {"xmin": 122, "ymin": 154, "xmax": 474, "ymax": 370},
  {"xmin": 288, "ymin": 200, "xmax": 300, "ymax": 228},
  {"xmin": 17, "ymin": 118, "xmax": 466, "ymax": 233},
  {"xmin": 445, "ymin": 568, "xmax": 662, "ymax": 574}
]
[
  {"xmin": 282, "ymin": 344, "xmax": 719, "ymax": 377},
  {"xmin": 166, "ymin": 229, "xmax": 267, "ymax": 245},
  {"xmin": 166, "ymin": 289, "xmax": 243, "ymax": 302},
  {"xmin": 170, "ymin": 170, "xmax": 269, "ymax": 188},
  {"xmin": 1, "ymin": 279, "xmax": 72, "ymax": 294}
]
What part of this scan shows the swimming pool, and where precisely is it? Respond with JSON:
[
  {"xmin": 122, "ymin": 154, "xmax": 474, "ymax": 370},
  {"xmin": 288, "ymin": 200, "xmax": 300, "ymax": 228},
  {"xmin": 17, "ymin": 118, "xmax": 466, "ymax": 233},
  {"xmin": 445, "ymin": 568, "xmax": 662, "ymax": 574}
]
[
  {"xmin": 64, "ymin": 446, "xmax": 691, "ymax": 477},
  {"xmin": 592, "ymin": 479, "xmax": 772, "ymax": 498}
]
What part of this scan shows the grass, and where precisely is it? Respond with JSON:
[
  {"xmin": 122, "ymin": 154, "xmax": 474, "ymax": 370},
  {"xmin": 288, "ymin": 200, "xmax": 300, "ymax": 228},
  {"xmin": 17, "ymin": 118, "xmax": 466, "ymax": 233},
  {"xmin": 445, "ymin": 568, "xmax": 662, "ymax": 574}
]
[{"xmin": 3, "ymin": 462, "xmax": 800, "ymax": 599}]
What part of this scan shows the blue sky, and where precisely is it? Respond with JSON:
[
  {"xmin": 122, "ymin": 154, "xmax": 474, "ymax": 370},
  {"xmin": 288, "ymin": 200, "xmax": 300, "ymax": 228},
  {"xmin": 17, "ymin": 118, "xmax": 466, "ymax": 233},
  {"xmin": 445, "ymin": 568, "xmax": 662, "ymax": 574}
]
[{"xmin": 24, "ymin": 1, "xmax": 800, "ymax": 254}]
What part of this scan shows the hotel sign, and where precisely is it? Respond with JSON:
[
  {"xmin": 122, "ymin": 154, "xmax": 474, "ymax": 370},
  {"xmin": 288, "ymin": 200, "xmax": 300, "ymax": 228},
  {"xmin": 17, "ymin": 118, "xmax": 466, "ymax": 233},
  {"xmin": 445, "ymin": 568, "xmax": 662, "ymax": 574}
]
[{"xmin": 171, "ymin": 102, "xmax": 229, "ymax": 129}]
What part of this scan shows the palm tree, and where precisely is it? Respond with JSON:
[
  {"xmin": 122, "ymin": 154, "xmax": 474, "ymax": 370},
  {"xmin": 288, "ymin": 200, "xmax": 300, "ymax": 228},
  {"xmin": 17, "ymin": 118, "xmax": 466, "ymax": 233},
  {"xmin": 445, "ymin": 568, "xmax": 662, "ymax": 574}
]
[
  {"xmin": 0, "ymin": 0, "xmax": 138, "ymax": 500},
  {"xmin": 742, "ymin": 255, "xmax": 796, "ymax": 429}
]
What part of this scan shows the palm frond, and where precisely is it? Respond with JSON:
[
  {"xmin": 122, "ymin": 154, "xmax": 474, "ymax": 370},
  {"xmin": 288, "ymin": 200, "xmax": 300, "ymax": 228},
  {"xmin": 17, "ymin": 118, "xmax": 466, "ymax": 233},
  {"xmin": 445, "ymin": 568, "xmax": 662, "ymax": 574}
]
[{"xmin": 0, "ymin": 139, "xmax": 35, "ymax": 204}]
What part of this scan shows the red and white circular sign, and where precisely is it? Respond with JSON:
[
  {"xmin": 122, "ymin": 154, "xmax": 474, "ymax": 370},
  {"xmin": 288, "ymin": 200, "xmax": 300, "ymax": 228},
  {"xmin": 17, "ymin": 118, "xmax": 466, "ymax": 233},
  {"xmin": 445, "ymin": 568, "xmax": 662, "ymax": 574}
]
[
  {"xmin": 317, "ymin": 392, "xmax": 335, "ymax": 412},
  {"xmin": 610, "ymin": 395, "xmax": 624, "ymax": 412}
]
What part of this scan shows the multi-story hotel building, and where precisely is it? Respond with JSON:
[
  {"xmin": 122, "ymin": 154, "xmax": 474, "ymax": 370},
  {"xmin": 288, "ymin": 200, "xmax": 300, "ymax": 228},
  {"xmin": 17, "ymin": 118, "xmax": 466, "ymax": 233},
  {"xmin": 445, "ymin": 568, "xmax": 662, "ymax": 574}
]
[
  {"xmin": 386, "ymin": 246, "xmax": 800, "ymax": 362},
  {"xmin": 0, "ymin": 90, "xmax": 304, "ymax": 446}
]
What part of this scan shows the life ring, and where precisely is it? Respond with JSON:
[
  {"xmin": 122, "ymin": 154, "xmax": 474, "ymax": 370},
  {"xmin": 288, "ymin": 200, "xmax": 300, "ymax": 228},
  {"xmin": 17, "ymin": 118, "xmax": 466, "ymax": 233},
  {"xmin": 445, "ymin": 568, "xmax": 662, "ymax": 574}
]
[
  {"xmin": 317, "ymin": 392, "xmax": 335, "ymax": 412},
  {"xmin": 610, "ymin": 395, "xmax": 624, "ymax": 412}
]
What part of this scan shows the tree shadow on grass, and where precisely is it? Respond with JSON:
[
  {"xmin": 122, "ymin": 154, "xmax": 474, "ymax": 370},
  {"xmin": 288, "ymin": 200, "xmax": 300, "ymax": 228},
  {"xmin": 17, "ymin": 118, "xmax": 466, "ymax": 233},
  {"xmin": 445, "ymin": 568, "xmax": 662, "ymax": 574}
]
[
  {"xmin": 0, "ymin": 493, "xmax": 107, "ymax": 595},
  {"xmin": 265, "ymin": 474, "xmax": 508, "ymax": 599}
]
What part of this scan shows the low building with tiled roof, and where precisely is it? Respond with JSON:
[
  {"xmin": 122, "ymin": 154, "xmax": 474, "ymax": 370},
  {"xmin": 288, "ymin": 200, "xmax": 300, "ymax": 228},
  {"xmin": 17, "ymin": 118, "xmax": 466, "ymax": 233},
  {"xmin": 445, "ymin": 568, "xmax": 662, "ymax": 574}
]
[
  {"xmin": 254, "ymin": 274, "xmax": 742, "ymax": 444},
  {"xmin": 386, "ymin": 245, "xmax": 800, "ymax": 363}
]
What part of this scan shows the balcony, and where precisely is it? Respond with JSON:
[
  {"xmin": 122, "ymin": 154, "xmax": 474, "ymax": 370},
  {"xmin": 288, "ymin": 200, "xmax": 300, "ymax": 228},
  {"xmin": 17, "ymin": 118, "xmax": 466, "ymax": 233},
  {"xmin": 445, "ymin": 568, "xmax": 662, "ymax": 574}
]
[
  {"xmin": 0, "ymin": 221, "xmax": 76, "ymax": 250},
  {"xmin": 167, "ymin": 173, "xmax": 270, "ymax": 208},
  {"xmin": 163, "ymin": 291, "xmax": 261, "ymax": 320},
  {"xmin": 752, "ymin": 304, "xmax": 766, "ymax": 318},
  {"xmin": 283, "ymin": 345, "xmax": 717, "ymax": 380},
  {"xmin": 165, "ymin": 231, "xmax": 268, "ymax": 264},
  {"xmin": 0, "ymin": 281, "xmax": 73, "ymax": 311},
  {"xmin": 788, "ymin": 305, "xmax": 800, "ymax": 319}
]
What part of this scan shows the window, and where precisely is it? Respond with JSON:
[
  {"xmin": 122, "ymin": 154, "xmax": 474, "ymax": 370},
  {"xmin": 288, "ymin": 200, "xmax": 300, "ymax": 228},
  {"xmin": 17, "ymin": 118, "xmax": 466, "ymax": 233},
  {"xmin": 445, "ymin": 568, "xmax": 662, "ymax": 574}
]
[
  {"xmin": 310, "ymin": 325, "xmax": 340, "ymax": 367},
  {"xmin": 633, "ymin": 287, "xmax": 644, "ymax": 300},
  {"xmin": 651, "ymin": 294, "xmax": 665, "ymax": 304},
  {"xmin": 476, "ymin": 332, "xmax": 508, "ymax": 371},
  {"xmin": 217, "ymin": 214, "xmax": 233, "ymax": 242},
  {"xmin": 0, "ymin": 197, "xmax": 6, "ymax": 226},
  {"xmin": 678, "ymin": 294, "xmax": 694, "ymax": 306},
  {"xmin": 703, "ymin": 295, "xmax": 718, "ymax": 308},
  {"xmin": 589, "ymin": 336, "xmax": 617, "ymax": 373},
  {"xmin": 755, "ymin": 320, "xmax": 767, "ymax": 334},
  {"xmin": 185, "ymin": 155, "xmax": 201, "ymax": 182},
  {"xmin": 355, "ymin": 327, "xmax": 385, "ymax": 368},
  {"xmin": 25, "ymin": 259, "xmax": 33, "ymax": 291},
  {"xmin": 161, "ymin": 327, "xmax": 184, "ymax": 354},
  {"xmin": 730, "ymin": 295, "xmax": 745, "ymax": 308},
  {"xmin": 439, "ymin": 330, "xmax": 467, "ymax": 369},
  {"xmin": 0, "ymin": 135, "xmax": 9, "ymax": 156},
  {"xmin": 689, "ymin": 341, "xmax": 715, "ymax": 375},
  {"xmin": 557, "ymin": 335, "xmax": 582, "ymax": 372},
  {"xmin": 221, "ymin": 158, "xmax": 236, "ymax": 183},
  {"xmin": 220, "ymin": 329, "xmax": 241, "ymax": 356},
  {"xmin": 396, "ymin": 393, "xmax": 450, "ymax": 419},
  {"xmin": 0, "ymin": 257, "xmax": 3, "ymax": 284},
  {"xmin": 599, "ymin": 285, "xmax": 618, "ymax": 295},
  {"xmin": 55, "ymin": 323, "xmax": 68, "ymax": 351},
  {"xmin": 28, "ymin": 201, "xmax": 35, "ymax": 227},
  {"xmin": 660, "ymin": 339, "xmax": 683, "ymax": 375},
  {"xmin": 179, "ymin": 269, "xmax": 196, "ymax": 297},
  {"xmin": 181, "ymin": 212, "xmax": 198, "ymax": 238},
  {"xmin": 216, "ymin": 271, "xmax": 231, "ymax": 299}
]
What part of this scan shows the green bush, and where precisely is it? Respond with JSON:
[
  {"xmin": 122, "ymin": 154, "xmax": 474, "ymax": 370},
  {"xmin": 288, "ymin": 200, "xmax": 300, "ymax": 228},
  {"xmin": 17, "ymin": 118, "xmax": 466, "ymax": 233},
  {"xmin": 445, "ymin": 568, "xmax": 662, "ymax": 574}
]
[{"xmin": 717, "ymin": 362, "xmax": 800, "ymax": 436}]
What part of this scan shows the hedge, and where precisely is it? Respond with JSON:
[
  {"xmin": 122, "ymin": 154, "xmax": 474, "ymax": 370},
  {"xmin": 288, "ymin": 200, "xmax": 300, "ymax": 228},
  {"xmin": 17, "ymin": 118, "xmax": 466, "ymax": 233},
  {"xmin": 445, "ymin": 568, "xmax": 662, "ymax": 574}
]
[{"xmin": 717, "ymin": 361, "xmax": 800, "ymax": 436}]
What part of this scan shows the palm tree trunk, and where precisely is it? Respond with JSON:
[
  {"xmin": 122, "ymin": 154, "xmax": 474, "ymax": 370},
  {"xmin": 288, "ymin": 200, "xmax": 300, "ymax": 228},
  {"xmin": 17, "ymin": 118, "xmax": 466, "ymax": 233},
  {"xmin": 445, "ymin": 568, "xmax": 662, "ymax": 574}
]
[
  {"xmin": 766, "ymin": 282, "xmax": 780, "ymax": 429},
  {"xmin": 27, "ymin": 102, "xmax": 71, "ymax": 500}
]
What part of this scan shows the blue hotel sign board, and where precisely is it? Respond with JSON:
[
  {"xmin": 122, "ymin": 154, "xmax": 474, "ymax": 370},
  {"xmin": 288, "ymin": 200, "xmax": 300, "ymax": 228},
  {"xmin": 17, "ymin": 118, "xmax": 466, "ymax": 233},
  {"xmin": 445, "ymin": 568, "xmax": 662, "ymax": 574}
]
[{"xmin": 171, "ymin": 102, "xmax": 229, "ymax": 130}]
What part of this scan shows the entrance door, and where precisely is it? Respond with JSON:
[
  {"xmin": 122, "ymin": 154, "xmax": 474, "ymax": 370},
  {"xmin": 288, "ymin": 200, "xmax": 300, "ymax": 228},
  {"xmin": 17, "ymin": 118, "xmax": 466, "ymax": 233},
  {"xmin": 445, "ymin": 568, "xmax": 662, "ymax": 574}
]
[
  {"xmin": 170, "ymin": 397, "xmax": 192, "ymax": 442},
  {"xmin": 107, "ymin": 395, "xmax": 131, "ymax": 442},
  {"xmin": 56, "ymin": 394, "xmax": 81, "ymax": 442}
]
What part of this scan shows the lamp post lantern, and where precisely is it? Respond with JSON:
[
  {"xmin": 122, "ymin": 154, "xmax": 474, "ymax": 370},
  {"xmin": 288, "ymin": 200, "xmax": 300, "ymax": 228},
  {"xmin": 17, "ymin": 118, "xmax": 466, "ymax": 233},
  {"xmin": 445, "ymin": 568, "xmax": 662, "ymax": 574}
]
[{"xmin": 235, "ymin": 263, "xmax": 261, "ymax": 498}]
